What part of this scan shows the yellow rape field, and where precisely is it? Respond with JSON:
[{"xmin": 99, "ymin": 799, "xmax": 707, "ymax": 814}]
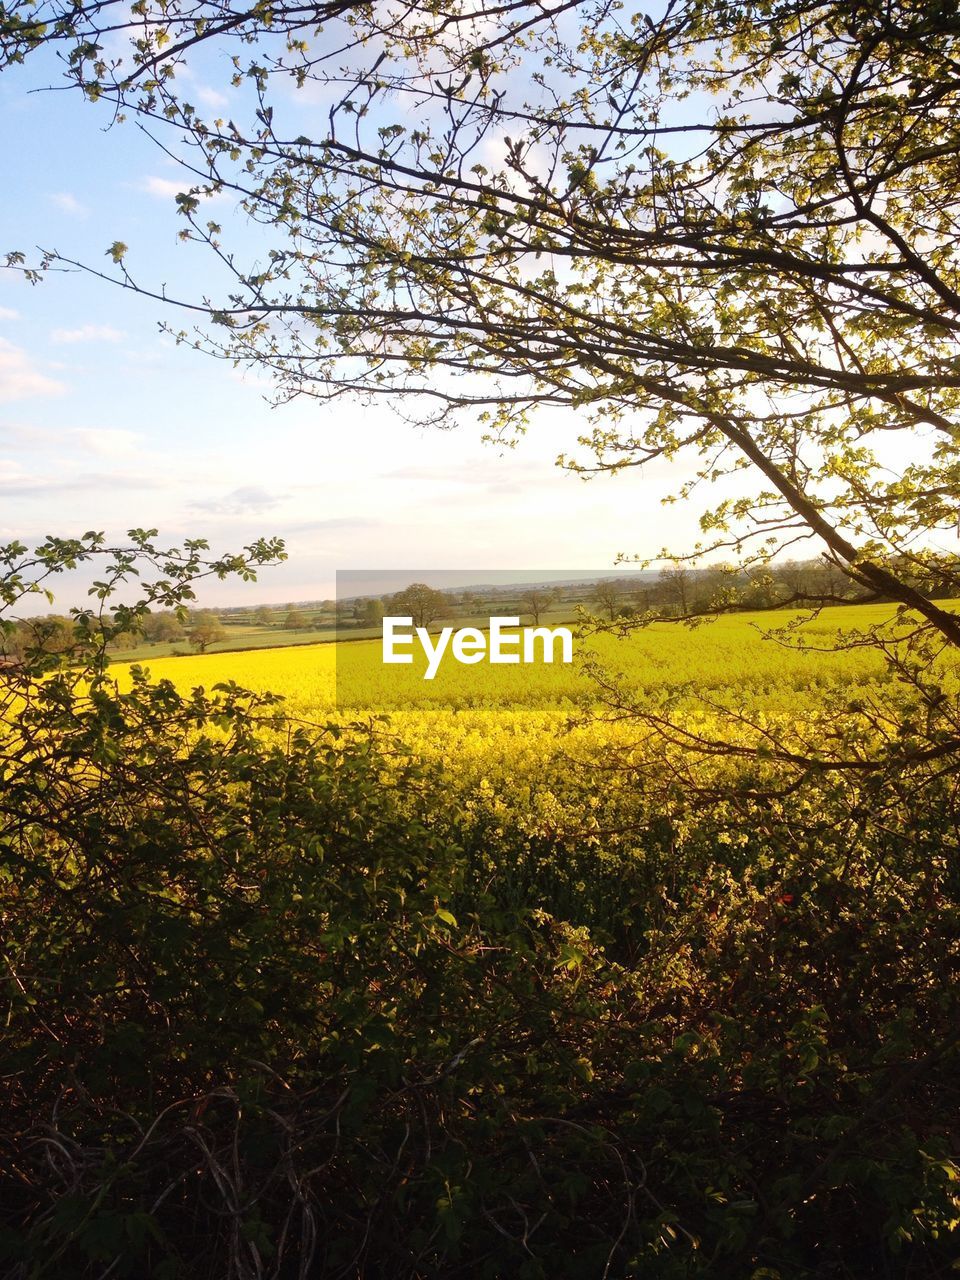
[
  {"xmin": 125, "ymin": 600, "xmax": 913, "ymax": 715},
  {"xmin": 116, "ymin": 601, "xmax": 952, "ymax": 847}
]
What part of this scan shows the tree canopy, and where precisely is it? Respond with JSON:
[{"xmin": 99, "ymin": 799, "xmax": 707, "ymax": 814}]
[
  {"xmin": 188, "ymin": 610, "xmax": 227, "ymax": 651},
  {"xmin": 388, "ymin": 582, "xmax": 448, "ymax": 629},
  {"xmin": 6, "ymin": 1, "xmax": 960, "ymax": 634}
]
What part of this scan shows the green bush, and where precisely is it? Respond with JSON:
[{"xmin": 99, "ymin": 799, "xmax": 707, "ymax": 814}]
[{"xmin": 1, "ymin": 535, "xmax": 958, "ymax": 1278}]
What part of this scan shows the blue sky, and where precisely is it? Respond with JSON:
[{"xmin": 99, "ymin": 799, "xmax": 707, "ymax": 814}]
[{"xmin": 0, "ymin": 46, "xmax": 698, "ymax": 608}]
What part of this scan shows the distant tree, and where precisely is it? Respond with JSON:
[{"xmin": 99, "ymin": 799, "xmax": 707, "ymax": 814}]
[
  {"xmin": 658, "ymin": 563, "xmax": 691, "ymax": 617},
  {"xmin": 188, "ymin": 612, "xmax": 226, "ymax": 653},
  {"xmin": 284, "ymin": 609, "xmax": 307, "ymax": 630},
  {"xmin": 591, "ymin": 582, "xmax": 622, "ymax": 622},
  {"xmin": 143, "ymin": 611, "xmax": 183, "ymax": 643},
  {"xmin": 108, "ymin": 630, "xmax": 139, "ymax": 651},
  {"xmin": 811, "ymin": 557, "xmax": 854, "ymax": 602},
  {"xmin": 0, "ymin": 624, "xmax": 23, "ymax": 661},
  {"xmin": 387, "ymin": 583, "xmax": 447, "ymax": 629},
  {"xmin": 20, "ymin": 615, "xmax": 76, "ymax": 655},
  {"xmin": 776, "ymin": 560, "xmax": 811, "ymax": 602},
  {"xmin": 693, "ymin": 564, "xmax": 739, "ymax": 613},
  {"xmin": 520, "ymin": 588, "xmax": 555, "ymax": 626},
  {"xmin": 360, "ymin": 598, "xmax": 385, "ymax": 627},
  {"xmin": 253, "ymin": 605, "xmax": 275, "ymax": 626},
  {"xmin": 744, "ymin": 569, "xmax": 780, "ymax": 610}
]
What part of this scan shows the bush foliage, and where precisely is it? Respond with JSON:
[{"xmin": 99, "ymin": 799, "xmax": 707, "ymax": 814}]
[{"xmin": 1, "ymin": 537, "xmax": 958, "ymax": 1278}]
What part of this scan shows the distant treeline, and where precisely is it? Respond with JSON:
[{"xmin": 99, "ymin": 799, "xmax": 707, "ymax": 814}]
[
  {"xmin": 0, "ymin": 605, "xmax": 331, "ymax": 660},
  {"xmin": 336, "ymin": 556, "xmax": 960, "ymax": 628},
  {"xmin": 5, "ymin": 557, "xmax": 957, "ymax": 659}
]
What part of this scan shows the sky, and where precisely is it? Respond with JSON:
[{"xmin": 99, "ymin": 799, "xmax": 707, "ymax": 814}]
[{"xmin": 0, "ymin": 41, "xmax": 703, "ymax": 609}]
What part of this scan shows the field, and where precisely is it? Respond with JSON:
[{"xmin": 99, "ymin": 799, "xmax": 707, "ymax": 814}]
[
  {"xmin": 122, "ymin": 600, "xmax": 925, "ymax": 712},
  {"xmin": 115, "ymin": 600, "xmax": 957, "ymax": 848},
  {"xmin": 9, "ymin": 595, "xmax": 960, "ymax": 1278},
  {"xmin": 110, "ymin": 623, "xmax": 335, "ymax": 661}
]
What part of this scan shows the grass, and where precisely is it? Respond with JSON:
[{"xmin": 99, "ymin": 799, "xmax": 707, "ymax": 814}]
[
  {"xmin": 110, "ymin": 605, "xmax": 608, "ymax": 662},
  {"xmin": 112, "ymin": 625, "xmax": 339, "ymax": 661}
]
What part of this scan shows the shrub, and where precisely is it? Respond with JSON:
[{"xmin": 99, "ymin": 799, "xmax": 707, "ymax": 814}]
[{"xmin": 0, "ymin": 534, "xmax": 958, "ymax": 1277}]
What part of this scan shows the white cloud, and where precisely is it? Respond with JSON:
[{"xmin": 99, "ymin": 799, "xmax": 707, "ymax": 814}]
[
  {"xmin": 0, "ymin": 306, "xmax": 19, "ymax": 322},
  {"xmin": 0, "ymin": 459, "xmax": 163, "ymax": 497},
  {"xmin": 141, "ymin": 175, "xmax": 188, "ymax": 199},
  {"xmin": 0, "ymin": 339, "xmax": 64, "ymax": 402},
  {"xmin": 0, "ymin": 425, "xmax": 142, "ymax": 456},
  {"xmin": 191, "ymin": 485, "xmax": 289, "ymax": 515},
  {"xmin": 51, "ymin": 324, "xmax": 126, "ymax": 345},
  {"xmin": 196, "ymin": 85, "xmax": 229, "ymax": 109},
  {"xmin": 141, "ymin": 175, "xmax": 225, "ymax": 201},
  {"xmin": 227, "ymin": 365, "xmax": 274, "ymax": 390},
  {"xmin": 169, "ymin": 63, "xmax": 228, "ymax": 109},
  {"xmin": 51, "ymin": 192, "xmax": 88, "ymax": 217},
  {"xmin": 70, "ymin": 428, "xmax": 142, "ymax": 457}
]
